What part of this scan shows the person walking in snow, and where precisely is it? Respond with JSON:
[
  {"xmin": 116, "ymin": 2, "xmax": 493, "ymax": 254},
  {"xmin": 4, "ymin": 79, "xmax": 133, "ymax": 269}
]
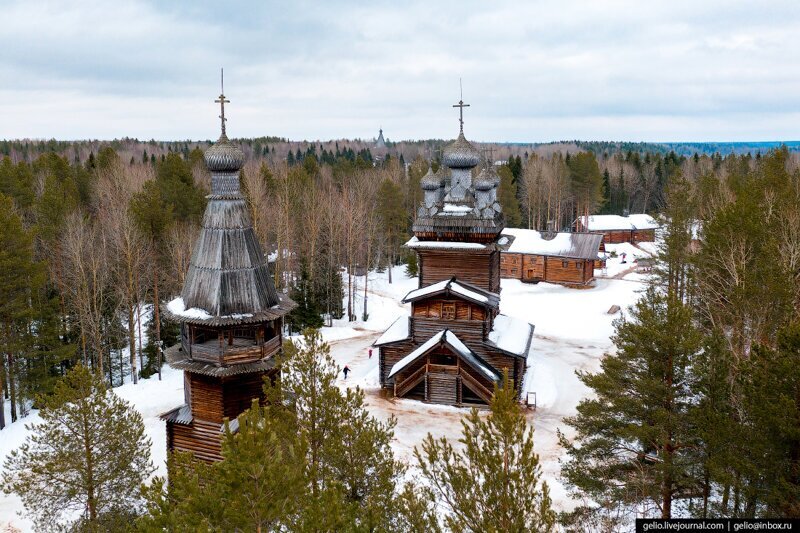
[
  {"xmin": 620, "ymin": 252, "xmax": 627, "ymax": 264},
  {"xmin": 368, "ymin": 348, "xmax": 373, "ymax": 359},
  {"xmin": 343, "ymin": 365, "xmax": 351, "ymax": 380}
]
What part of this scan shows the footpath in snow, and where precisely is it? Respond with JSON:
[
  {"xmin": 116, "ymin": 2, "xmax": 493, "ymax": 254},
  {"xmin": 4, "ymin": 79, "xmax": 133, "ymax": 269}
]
[{"xmin": 0, "ymin": 264, "xmax": 647, "ymax": 529}]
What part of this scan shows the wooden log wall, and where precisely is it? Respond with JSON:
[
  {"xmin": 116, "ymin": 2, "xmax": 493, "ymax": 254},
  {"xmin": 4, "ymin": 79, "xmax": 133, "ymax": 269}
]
[
  {"xmin": 418, "ymin": 249, "xmax": 500, "ymax": 293},
  {"xmin": 426, "ymin": 373, "xmax": 457, "ymax": 405},
  {"xmin": 380, "ymin": 339, "xmax": 525, "ymax": 395},
  {"xmin": 412, "ymin": 299, "xmax": 486, "ymax": 322},
  {"xmin": 632, "ymin": 229, "xmax": 656, "ymax": 242},
  {"xmin": 189, "ymin": 373, "xmax": 224, "ymax": 423},
  {"xmin": 501, "ymin": 253, "xmax": 595, "ymax": 285},
  {"xmin": 500, "ymin": 253, "xmax": 521, "ymax": 278},
  {"xmin": 543, "ymin": 257, "xmax": 588, "ymax": 285},
  {"xmin": 222, "ymin": 372, "xmax": 270, "ymax": 420},
  {"xmin": 168, "ymin": 419, "xmax": 223, "ymax": 463}
]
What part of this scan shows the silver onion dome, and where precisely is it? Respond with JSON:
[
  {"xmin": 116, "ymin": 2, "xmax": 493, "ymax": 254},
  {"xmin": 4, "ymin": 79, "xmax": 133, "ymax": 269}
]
[
  {"xmin": 204, "ymin": 134, "xmax": 245, "ymax": 172},
  {"xmin": 474, "ymin": 167, "xmax": 494, "ymax": 191},
  {"xmin": 421, "ymin": 167, "xmax": 441, "ymax": 190},
  {"xmin": 442, "ymin": 132, "xmax": 481, "ymax": 169}
]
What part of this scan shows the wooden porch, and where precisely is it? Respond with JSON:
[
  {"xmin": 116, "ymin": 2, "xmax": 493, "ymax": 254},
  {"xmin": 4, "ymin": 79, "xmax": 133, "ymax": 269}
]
[{"xmin": 392, "ymin": 361, "xmax": 495, "ymax": 406}]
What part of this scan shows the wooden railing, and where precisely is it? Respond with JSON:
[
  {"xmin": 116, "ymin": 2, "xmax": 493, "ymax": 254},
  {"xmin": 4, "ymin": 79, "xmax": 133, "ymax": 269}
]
[
  {"xmin": 460, "ymin": 370, "xmax": 494, "ymax": 404},
  {"xmin": 261, "ymin": 335, "xmax": 281, "ymax": 358},
  {"xmin": 428, "ymin": 363, "xmax": 458, "ymax": 374},
  {"xmin": 188, "ymin": 335, "xmax": 282, "ymax": 365},
  {"xmin": 394, "ymin": 365, "xmax": 427, "ymax": 398}
]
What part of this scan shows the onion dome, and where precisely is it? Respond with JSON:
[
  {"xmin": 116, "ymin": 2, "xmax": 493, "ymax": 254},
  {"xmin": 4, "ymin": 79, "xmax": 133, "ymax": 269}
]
[
  {"xmin": 204, "ymin": 133, "xmax": 245, "ymax": 172},
  {"xmin": 474, "ymin": 167, "xmax": 494, "ymax": 191},
  {"xmin": 442, "ymin": 132, "xmax": 481, "ymax": 169},
  {"xmin": 421, "ymin": 167, "xmax": 441, "ymax": 190}
]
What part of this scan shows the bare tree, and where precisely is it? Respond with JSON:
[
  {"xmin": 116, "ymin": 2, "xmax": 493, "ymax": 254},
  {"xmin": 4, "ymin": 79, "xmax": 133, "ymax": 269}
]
[{"xmin": 60, "ymin": 212, "xmax": 113, "ymax": 381}]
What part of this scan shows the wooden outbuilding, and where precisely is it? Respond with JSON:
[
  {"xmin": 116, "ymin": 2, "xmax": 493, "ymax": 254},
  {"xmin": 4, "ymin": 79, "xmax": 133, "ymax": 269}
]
[
  {"xmin": 375, "ymin": 106, "xmax": 534, "ymax": 406},
  {"xmin": 574, "ymin": 214, "xmax": 659, "ymax": 244},
  {"xmin": 160, "ymin": 93, "xmax": 294, "ymax": 463},
  {"xmin": 498, "ymin": 228, "xmax": 603, "ymax": 286}
]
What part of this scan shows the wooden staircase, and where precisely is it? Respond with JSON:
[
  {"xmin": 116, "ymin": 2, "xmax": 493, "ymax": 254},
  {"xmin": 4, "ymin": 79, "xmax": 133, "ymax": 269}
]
[
  {"xmin": 460, "ymin": 369, "xmax": 494, "ymax": 404},
  {"xmin": 394, "ymin": 365, "xmax": 427, "ymax": 398}
]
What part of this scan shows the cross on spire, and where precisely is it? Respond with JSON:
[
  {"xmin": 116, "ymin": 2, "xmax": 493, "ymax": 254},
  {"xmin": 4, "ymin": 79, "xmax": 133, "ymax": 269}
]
[
  {"xmin": 215, "ymin": 68, "xmax": 230, "ymax": 137},
  {"xmin": 481, "ymin": 146, "xmax": 495, "ymax": 165},
  {"xmin": 452, "ymin": 78, "xmax": 470, "ymax": 134}
]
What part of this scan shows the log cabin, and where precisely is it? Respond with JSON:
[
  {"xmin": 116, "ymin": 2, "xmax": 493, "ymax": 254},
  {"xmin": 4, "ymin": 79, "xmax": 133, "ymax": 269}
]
[
  {"xmin": 160, "ymin": 92, "xmax": 295, "ymax": 463},
  {"xmin": 498, "ymin": 228, "xmax": 603, "ymax": 286},
  {"xmin": 375, "ymin": 105, "xmax": 534, "ymax": 406},
  {"xmin": 574, "ymin": 214, "xmax": 659, "ymax": 244}
]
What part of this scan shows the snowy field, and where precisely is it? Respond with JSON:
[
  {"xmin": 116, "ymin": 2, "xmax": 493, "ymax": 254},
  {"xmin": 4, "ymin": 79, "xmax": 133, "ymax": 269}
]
[{"xmin": 0, "ymin": 252, "xmax": 653, "ymax": 530}]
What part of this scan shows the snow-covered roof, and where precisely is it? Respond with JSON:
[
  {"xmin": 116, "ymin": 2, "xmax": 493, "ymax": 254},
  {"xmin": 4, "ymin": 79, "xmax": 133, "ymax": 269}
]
[
  {"xmin": 374, "ymin": 316, "xmax": 410, "ymax": 346},
  {"xmin": 166, "ymin": 296, "xmax": 254, "ymax": 321},
  {"xmin": 580, "ymin": 214, "xmax": 659, "ymax": 231},
  {"xmin": 405, "ymin": 236, "xmax": 487, "ymax": 250},
  {"xmin": 442, "ymin": 203, "xmax": 472, "ymax": 216},
  {"xmin": 402, "ymin": 278, "xmax": 500, "ymax": 308},
  {"xmin": 500, "ymin": 228, "xmax": 603, "ymax": 260},
  {"xmin": 387, "ymin": 330, "xmax": 500, "ymax": 382},
  {"xmin": 487, "ymin": 314, "xmax": 534, "ymax": 357}
]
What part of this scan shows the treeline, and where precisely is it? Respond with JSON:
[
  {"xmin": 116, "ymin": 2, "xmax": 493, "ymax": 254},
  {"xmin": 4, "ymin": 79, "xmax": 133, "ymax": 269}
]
[
  {"xmin": 0, "ymin": 147, "xmax": 209, "ymax": 428},
  {"xmin": 559, "ymin": 148, "xmax": 800, "ymax": 526}
]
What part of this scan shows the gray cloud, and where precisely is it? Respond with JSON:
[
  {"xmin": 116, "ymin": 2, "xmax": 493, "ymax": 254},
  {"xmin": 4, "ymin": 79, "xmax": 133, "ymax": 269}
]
[{"xmin": 1, "ymin": 0, "xmax": 798, "ymax": 141}]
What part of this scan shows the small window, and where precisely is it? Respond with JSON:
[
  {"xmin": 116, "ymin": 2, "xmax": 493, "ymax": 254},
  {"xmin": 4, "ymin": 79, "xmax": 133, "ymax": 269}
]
[
  {"xmin": 576, "ymin": 261, "xmax": 582, "ymax": 269},
  {"xmin": 562, "ymin": 260, "xmax": 569, "ymax": 268},
  {"xmin": 442, "ymin": 303, "xmax": 456, "ymax": 320}
]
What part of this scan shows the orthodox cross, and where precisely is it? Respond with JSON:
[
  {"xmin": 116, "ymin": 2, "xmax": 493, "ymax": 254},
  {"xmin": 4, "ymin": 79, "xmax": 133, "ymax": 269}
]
[
  {"xmin": 452, "ymin": 79, "xmax": 469, "ymax": 133},
  {"xmin": 215, "ymin": 68, "xmax": 230, "ymax": 136},
  {"xmin": 482, "ymin": 146, "xmax": 495, "ymax": 164}
]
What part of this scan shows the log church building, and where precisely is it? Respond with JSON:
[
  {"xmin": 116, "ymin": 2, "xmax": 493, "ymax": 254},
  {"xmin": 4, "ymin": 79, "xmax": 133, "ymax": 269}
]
[
  {"xmin": 160, "ymin": 84, "xmax": 295, "ymax": 462},
  {"xmin": 375, "ymin": 100, "xmax": 534, "ymax": 406}
]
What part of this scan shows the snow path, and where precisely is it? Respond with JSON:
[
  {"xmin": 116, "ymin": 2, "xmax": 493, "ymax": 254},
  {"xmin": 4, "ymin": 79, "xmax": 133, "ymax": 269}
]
[{"xmin": 1, "ymin": 265, "xmax": 646, "ymax": 529}]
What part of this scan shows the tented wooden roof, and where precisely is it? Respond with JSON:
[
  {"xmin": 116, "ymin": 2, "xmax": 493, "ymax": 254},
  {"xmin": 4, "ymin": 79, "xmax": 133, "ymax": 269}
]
[{"xmin": 175, "ymin": 133, "xmax": 292, "ymax": 324}]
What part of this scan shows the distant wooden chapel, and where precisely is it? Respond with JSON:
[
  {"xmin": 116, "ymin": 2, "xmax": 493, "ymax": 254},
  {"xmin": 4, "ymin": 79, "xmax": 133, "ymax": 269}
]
[
  {"xmin": 160, "ymin": 85, "xmax": 295, "ymax": 462},
  {"xmin": 374, "ymin": 100, "xmax": 534, "ymax": 406}
]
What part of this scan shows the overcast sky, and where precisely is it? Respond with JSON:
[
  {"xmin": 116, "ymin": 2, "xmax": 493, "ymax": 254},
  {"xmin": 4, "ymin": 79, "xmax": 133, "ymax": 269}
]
[{"xmin": 1, "ymin": 0, "xmax": 799, "ymax": 142}]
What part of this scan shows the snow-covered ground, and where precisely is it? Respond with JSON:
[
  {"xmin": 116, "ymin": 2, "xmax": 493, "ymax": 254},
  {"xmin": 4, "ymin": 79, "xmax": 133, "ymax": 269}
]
[{"xmin": 0, "ymin": 263, "xmax": 647, "ymax": 530}]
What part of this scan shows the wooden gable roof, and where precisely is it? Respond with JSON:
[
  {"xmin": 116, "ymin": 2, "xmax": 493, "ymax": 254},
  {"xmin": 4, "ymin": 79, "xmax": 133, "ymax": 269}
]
[{"xmin": 402, "ymin": 277, "xmax": 500, "ymax": 309}]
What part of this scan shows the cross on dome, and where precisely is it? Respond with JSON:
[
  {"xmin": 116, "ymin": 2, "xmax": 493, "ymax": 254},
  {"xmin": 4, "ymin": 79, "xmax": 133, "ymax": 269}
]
[
  {"xmin": 452, "ymin": 79, "xmax": 470, "ymax": 133},
  {"xmin": 215, "ymin": 68, "xmax": 230, "ymax": 136}
]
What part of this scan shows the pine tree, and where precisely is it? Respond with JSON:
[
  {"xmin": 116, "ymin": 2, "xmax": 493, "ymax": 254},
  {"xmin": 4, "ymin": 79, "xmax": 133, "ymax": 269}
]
[
  {"xmin": 0, "ymin": 194, "xmax": 40, "ymax": 425},
  {"xmin": 2, "ymin": 365, "xmax": 153, "ymax": 531},
  {"xmin": 734, "ymin": 324, "xmax": 800, "ymax": 517},
  {"xmin": 559, "ymin": 287, "xmax": 703, "ymax": 523},
  {"xmin": 281, "ymin": 329, "xmax": 405, "ymax": 530},
  {"xmin": 140, "ymin": 399, "xmax": 306, "ymax": 531},
  {"xmin": 497, "ymin": 165, "xmax": 522, "ymax": 227},
  {"xmin": 377, "ymin": 178, "xmax": 408, "ymax": 283},
  {"xmin": 414, "ymin": 374, "xmax": 556, "ymax": 532},
  {"xmin": 404, "ymin": 249, "xmax": 419, "ymax": 278}
]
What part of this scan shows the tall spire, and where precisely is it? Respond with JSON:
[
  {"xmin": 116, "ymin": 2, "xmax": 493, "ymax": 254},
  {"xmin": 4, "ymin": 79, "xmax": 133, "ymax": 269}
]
[
  {"xmin": 215, "ymin": 68, "xmax": 230, "ymax": 137},
  {"xmin": 452, "ymin": 78, "xmax": 470, "ymax": 134}
]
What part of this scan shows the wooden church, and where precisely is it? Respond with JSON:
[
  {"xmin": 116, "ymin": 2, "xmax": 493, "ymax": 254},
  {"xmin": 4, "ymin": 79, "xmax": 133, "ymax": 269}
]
[
  {"xmin": 375, "ymin": 100, "xmax": 534, "ymax": 405},
  {"xmin": 160, "ymin": 86, "xmax": 295, "ymax": 462}
]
